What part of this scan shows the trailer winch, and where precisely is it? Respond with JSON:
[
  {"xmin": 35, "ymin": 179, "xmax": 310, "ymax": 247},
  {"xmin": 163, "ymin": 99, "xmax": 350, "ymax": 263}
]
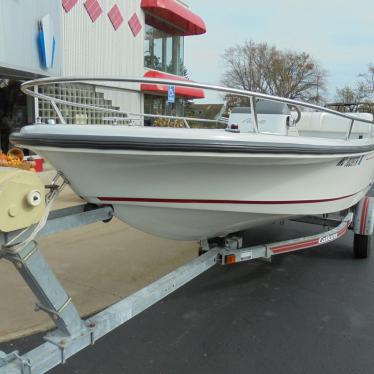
[{"xmin": 0, "ymin": 168, "xmax": 45, "ymax": 233}]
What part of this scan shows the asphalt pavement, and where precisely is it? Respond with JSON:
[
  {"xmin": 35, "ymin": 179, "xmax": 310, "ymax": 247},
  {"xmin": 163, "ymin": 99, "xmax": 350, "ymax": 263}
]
[{"xmin": 2, "ymin": 195, "xmax": 374, "ymax": 374}]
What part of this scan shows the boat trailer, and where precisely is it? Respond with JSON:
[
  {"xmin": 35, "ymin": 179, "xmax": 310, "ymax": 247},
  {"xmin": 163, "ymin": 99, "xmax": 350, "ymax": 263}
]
[{"xmin": 0, "ymin": 180, "xmax": 373, "ymax": 373}]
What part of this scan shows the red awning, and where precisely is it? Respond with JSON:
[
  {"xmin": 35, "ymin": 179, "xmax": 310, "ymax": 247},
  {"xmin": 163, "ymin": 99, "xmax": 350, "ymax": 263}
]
[
  {"xmin": 141, "ymin": 70, "xmax": 205, "ymax": 99},
  {"xmin": 141, "ymin": 0, "xmax": 206, "ymax": 36}
]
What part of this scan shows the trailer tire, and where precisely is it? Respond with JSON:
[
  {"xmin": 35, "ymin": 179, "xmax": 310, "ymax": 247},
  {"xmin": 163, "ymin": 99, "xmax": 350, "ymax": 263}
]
[{"xmin": 353, "ymin": 233, "xmax": 372, "ymax": 259}]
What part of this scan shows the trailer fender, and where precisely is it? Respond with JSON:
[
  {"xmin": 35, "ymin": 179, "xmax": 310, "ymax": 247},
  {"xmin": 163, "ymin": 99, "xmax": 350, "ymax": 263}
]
[{"xmin": 353, "ymin": 196, "xmax": 374, "ymax": 236}]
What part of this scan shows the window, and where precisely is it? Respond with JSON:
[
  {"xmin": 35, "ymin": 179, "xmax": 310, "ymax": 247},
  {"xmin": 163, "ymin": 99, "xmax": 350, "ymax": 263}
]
[
  {"xmin": 165, "ymin": 36, "xmax": 173, "ymax": 74},
  {"xmin": 144, "ymin": 25, "xmax": 185, "ymax": 76},
  {"xmin": 144, "ymin": 94, "xmax": 185, "ymax": 122}
]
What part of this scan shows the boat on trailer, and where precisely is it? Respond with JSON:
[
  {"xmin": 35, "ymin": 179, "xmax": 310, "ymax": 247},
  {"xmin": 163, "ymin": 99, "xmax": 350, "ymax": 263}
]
[
  {"xmin": 10, "ymin": 77, "xmax": 374, "ymax": 241},
  {"xmin": 1, "ymin": 76, "xmax": 374, "ymax": 373}
]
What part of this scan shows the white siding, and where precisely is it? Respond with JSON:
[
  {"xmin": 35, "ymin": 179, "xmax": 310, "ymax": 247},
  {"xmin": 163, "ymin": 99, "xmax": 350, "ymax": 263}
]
[
  {"xmin": 0, "ymin": 0, "xmax": 62, "ymax": 77},
  {"xmin": 62, "ymin": 0, "xmax": 144, "ymax": 114}
]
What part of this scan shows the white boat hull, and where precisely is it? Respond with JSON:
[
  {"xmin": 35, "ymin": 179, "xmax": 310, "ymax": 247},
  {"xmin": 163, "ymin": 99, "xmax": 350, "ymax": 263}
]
[
  {"xmin": 11, "ymin": 125, "xmax": 374, "ymax": 240},
  {"xmin": 32, "ymin": 148, "xmax": 374, "ymax": 240}
]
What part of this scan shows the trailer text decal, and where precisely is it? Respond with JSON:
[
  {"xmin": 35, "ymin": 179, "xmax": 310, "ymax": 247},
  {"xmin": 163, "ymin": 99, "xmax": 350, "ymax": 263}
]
[{"xmin": 318, "ymin": 233, "xmax": 338, "ymax": 244}]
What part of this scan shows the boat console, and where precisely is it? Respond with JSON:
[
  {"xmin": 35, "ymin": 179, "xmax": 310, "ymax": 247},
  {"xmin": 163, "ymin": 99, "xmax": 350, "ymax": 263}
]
[{"xmin": 227, "ymin": 101, "xmax": 293, "ymax": 134}]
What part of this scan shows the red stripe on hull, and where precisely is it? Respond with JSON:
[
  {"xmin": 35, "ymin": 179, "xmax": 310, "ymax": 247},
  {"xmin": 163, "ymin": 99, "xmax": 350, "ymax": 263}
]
[{"xmin": 98, "ymin": 191, "xmax": 360, "ymax": 205}]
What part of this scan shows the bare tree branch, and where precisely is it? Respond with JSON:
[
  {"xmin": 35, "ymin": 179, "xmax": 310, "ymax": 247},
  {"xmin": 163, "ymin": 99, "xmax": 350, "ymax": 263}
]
[
  {"xmin": 221, "ymin": 40, "xmax": 328, "ymax": 106},
  {"xmin": 336, "ymin": 63, "xmax": 374, "ymax": 104}
]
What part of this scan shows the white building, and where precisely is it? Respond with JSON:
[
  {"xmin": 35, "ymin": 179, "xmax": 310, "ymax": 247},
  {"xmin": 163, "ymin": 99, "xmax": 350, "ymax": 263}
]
[{"xmin": 0, "ymin": 0, "xmax": 206, "ymax": 125}]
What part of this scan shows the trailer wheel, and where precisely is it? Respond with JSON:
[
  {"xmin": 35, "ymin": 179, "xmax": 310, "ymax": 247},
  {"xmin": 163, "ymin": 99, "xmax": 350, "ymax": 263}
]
[{"xmin": 353, "ymin": 233, "xmax": 372, "ymax": 259}]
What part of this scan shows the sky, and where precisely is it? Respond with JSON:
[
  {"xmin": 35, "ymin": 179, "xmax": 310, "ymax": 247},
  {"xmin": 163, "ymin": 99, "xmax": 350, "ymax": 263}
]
[{"xmin": 184, "ymin": 0, "xmax": 374, "ymax": 103}]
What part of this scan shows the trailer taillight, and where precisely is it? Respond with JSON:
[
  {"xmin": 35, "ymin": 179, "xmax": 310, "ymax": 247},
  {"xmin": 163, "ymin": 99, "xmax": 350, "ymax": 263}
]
[{"xmin": 225, "ymin": 254, "xmax": 236, "ymax": 264}]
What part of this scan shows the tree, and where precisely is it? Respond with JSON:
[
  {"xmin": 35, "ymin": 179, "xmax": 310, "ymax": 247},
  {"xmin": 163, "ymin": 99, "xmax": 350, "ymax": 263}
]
[
  {"xmin": 359, "ymin": 63, "xmax": 374, "ymax": 94},
  {"xmin": 335, "ymin": 64, "xmax": 374, "ymax": 104},
  {"xmin": 335, "ymin": 86, "xmax": 357, "ymax": 103},
  {"xmin": 221, "ymin": 40, "xmax": 327, "ymax": 105},
  {"xmin": 335, "ymin": 84, "xmax": 368, "ymax": 103}
]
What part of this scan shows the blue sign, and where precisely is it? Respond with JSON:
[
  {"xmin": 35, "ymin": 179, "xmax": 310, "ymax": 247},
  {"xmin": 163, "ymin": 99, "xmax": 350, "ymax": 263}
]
[
  {"xmin": 168, "ymin": 85, "xmax": 175, "ymax": 104},
  {"xmin": 39, "ymin": 15, "xmax": 56, "ymax": 69}
]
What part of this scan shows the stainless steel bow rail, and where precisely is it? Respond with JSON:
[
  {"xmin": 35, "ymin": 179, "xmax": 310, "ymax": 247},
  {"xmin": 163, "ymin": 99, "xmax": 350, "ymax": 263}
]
[
  {"xmin": 1, "ymin": 196, "xmax": 373, "ymax": 374},
  {"xmin": 21, "ymin": 76, "xmax": 374, "ymax": 138}
]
